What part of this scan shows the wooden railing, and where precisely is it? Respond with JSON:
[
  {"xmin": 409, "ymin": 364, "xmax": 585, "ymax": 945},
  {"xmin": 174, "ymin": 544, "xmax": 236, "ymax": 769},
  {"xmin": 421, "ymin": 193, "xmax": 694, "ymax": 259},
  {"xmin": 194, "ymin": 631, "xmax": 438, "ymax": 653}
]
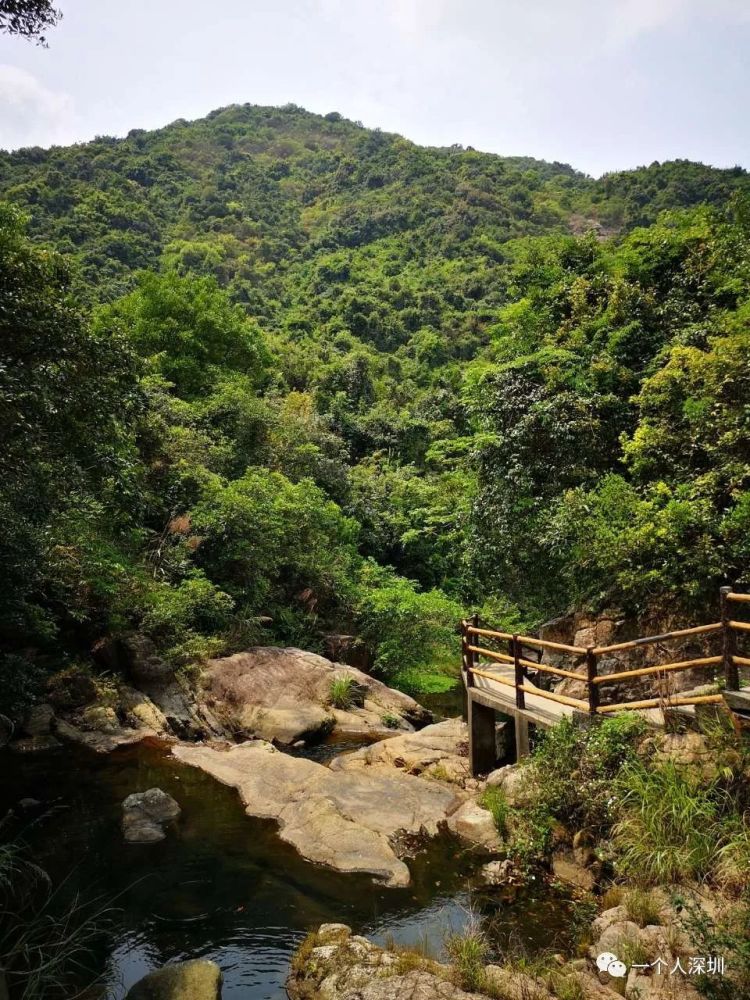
[{"xmin": 461, "ymin": 586, "xmax": 750, "ymax": 718}]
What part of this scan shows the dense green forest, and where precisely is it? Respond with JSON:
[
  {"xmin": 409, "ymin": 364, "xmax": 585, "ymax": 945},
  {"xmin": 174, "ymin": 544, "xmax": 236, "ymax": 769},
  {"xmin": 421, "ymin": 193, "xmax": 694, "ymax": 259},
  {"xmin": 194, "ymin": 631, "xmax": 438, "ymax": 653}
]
[{"xmin": 2, "ymin": 103, "xmax": 750, "ymax": 716}]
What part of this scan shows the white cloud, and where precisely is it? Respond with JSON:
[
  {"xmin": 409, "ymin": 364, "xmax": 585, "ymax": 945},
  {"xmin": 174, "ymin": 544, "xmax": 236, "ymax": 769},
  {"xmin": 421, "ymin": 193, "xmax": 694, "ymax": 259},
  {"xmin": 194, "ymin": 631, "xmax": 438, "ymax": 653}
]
[{"xmin": 0, "ymin": 65, "xmax": 76, "ymax": 150}]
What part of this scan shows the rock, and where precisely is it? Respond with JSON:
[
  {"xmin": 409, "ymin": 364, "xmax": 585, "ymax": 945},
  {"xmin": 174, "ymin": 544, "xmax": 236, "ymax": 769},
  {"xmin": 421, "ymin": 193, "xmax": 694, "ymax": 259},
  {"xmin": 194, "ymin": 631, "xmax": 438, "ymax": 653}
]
[
  {"xmin": 484, "ymin": 965, "xmax": 553, "ymax": 1000},
  {"xmin": 22, "ymin": 703, "xmax": 55, "ymax": 737},
  {"xmin": 288, "ymin": 924, "xmax": 487, "ymax": 1000},
  {"xmin": 198, "ymin": 647, "xmax": 430, "ymax": 744},
  {"xmin": 652, "ymin": 732, "xmax": 717, "ymax": 779},
  {"xmin": 47, "ymin": 666, "xmax": 97, "ymax": 711},
  {"xmin": 120, "ymin": 686, "xmax": 169, "ymax": 734},
  {"xmin": 81, "ymin": 705, "xmax": 120, "ymax": 733},
  {"xmin": 330, "ymin": 719, "xmax": 470, "ymax": 785},
  {"xmin": 173, "ymin": 740, "xmax": 463, "ymax": 886},
  {"xmin": 446, "ymin": 799, "xmax": 502, "ymax": 851},
  {"xmin": 591, "ymin": 906, "xmax": 630, "ymax": 937},
  {"xmin": 551, "ymin": 852, "xmax": 595, "ymax": 892},
  {"xmin": 480, "ymin": 858, "xmax": 522, "ymax": 887},
  {"xmin": 126, "ymin": 959, "xmax": 222, "ymax": 999},
  {"xmin": 55, "ymin": 718, "xmax": 150, "ymax": 753},
  {"xmin": 122, "ymin": 634, "xmax": 174, "ymax": 683},
  {"xmin": 122, "ymin": 787, "xmax": 181, "ymax": 843},
  {"xmin": 484, "ymin": 764, "xmax": 534, "ymax": 807},
  {"xmin": 18, "ymin": 797, "xmax": 41, "ymax": 811},
  {"xmin": 590, "ymin": 919, "xmax": 642, "ymax": 956}
]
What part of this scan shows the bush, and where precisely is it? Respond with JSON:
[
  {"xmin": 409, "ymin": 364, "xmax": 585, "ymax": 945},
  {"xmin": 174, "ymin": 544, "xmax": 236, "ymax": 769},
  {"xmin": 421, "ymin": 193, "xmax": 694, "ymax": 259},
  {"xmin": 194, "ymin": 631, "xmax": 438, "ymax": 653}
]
[{"xmin": 479, "ymin": 786, "xmax": 510, "ymax": 838}]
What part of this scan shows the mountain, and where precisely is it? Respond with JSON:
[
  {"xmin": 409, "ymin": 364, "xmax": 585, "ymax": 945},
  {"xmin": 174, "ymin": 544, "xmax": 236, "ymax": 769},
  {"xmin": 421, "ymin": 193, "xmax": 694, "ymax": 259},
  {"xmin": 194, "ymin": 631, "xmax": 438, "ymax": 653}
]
[{"xmin": 2, "ymin": 103, "xmax": 749, "ymax": 716}]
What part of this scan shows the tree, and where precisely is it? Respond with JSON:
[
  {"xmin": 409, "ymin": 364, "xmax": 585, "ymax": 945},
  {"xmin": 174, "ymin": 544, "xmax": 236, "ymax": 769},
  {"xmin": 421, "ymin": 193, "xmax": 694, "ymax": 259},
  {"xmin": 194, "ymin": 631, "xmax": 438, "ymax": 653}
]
[{"xmin": 0, "ymin": 0, "xmax": 61, "ymax": 44}]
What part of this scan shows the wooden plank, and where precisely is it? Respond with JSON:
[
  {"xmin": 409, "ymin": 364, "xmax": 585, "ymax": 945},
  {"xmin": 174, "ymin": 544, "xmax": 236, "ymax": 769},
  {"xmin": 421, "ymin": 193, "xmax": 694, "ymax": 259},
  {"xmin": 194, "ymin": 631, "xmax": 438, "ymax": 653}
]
[
  {"xmin": 729, "ymin": 620, "xmax": 750, "ymax": 632},
  {"xmin": 592, "ymin": 656, "xmax": 722, "ymax": 685},
  {"xmin": 733, "ymin": 655, "xmax": 750, "ymax": 668},
  {"xmin": 727, "ymin": 593, "xmax": 750, "ymax": 603},
  {"xmin": 597, "ymin": 694, "xmax": 723, "ymax": 714},
  {"xmin": 593, "ymin": 622, "xmax": 722, "ymax": 654}
]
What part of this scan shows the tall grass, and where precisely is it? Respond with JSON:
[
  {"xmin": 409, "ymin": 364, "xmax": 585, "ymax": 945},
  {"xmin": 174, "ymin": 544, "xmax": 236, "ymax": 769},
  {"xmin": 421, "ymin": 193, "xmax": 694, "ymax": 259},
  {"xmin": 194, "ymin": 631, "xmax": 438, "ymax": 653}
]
[
  {"xmin": 613, "ymin": 760, "xmax": 720, "ymax": 884},
  {"xmin": 0, "ymin": 830, "xmax": 114, "ymax": 999}
]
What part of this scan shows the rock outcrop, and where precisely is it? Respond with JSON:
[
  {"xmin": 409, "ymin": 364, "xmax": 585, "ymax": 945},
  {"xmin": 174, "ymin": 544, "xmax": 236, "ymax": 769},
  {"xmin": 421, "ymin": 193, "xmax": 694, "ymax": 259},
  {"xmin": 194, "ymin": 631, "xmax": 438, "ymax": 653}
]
[
  {"xmin": 329, "ymin": 718, "xmax": 472, "ymax": 786},
  {"xmin": 122, "ymin": 787, "xmax": 181, "ymax": 843},
  {"xmin": 173, "ymin": 739, "xmax": 464, "ymax": 886},
  {"xmin": 198, "ymin": 647, "xmax": 431, "ymax": 745},
  {"xmin": 287, "ymin": 924, "xmax": 491, "ymax": 1000},
  {"xmin": 126, "ymin": 959, "xmax": 222, "ymax": 999}
]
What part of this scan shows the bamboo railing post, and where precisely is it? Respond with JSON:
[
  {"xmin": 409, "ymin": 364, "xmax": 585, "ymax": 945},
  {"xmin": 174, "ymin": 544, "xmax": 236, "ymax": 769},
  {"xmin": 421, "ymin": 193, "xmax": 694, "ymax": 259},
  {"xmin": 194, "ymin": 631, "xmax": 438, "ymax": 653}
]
[
  {"xmin": 586, "ymin": 646, "xmax": 599, "ymax": 715},
  {"xmin": 469, "ymin": 612, "xmax": 480, "ymax": 682},
  {"xmin": 721, "ymin": 586, "xmax": 739, "ymax": 691},
  {"xmin": 513, "ymin": 634, "xmax": 525, "ymax": 710}
]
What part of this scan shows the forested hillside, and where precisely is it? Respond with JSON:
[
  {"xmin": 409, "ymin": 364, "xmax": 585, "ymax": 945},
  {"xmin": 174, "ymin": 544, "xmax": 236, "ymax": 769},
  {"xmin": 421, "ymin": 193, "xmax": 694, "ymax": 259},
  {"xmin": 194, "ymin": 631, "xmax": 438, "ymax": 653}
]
[{"xmin": 2, "ymin": 102, "xmax": 750, "ymax": 716}]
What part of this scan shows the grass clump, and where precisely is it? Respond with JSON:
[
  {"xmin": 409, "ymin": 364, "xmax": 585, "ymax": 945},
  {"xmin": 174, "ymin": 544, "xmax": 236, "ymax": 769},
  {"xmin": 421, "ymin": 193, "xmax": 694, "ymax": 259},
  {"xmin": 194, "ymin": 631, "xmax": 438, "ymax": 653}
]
[
  {"xmin": 613, "ymin": 760, "xmax": 720, "ymax": 884},
  {"xmin": 381, "ymin": 712, "xmax": 400, "ymax": 729},
  {"xmin": 624, "ymin": 888, "xmax": 663, "ymax": 927},
  {"xmin": 328, "ymin": 675, "xmax": 355, "ymax": 710},
  {"xmin": 479, "ymin": 786, "xmax": 510, "ymax": 839},
  {"xmin": 445, "ymin": 924, "xmax": 490, "ymax": 993}
]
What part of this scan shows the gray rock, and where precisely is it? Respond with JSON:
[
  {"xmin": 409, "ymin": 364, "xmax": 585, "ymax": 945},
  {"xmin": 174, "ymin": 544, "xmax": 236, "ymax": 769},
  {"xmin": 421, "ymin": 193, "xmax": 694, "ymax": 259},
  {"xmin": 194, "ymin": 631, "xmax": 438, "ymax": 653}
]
[
  {"xmin": 123, "ymin": 634, "xmax": 174, "ymax": 683},
  {"xmin": 446, "ymin": 799, "xmax": 502, "ymax": 851},
  {"xmin": 126, "ymin": 959, "xmax": 222, "ymax": 999},
  {"xmin": 22, "ymin": 703, "xmax": 55, "ymax": 737},
  {"xmin": 551, "ymin": 852, "xmax": 595, "ymax": 891},
  {"xmin": 122, "ymin": 787, "xmax": 181, "ymax": 844}
]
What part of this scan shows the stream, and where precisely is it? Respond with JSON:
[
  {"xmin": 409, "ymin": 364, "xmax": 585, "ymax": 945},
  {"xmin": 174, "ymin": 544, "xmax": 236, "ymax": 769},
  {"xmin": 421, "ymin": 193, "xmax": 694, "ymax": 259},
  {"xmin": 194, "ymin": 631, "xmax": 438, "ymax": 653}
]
[{"xmin": 2, "ymin": 699, "xmax": 576, "ymax": 999}]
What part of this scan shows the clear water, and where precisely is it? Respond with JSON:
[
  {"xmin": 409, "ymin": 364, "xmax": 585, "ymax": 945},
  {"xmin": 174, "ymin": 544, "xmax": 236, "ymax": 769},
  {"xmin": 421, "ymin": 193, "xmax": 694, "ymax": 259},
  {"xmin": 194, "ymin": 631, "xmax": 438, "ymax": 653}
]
[{"xmin": 2, "ymin": 733, "xmax": 576, "ymax": 999}]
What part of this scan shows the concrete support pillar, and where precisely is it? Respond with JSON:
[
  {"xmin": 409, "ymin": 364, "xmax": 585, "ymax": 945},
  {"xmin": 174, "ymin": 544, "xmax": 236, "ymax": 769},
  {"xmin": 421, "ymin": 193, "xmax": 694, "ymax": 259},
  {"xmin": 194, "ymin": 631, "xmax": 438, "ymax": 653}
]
[
  {"xmin": 468, "ymin": 697, "xmax": 497, "ymax": 776},
  {"xmin": 514, "ymin": 714, "xmax": 530, "ymax": 760}
]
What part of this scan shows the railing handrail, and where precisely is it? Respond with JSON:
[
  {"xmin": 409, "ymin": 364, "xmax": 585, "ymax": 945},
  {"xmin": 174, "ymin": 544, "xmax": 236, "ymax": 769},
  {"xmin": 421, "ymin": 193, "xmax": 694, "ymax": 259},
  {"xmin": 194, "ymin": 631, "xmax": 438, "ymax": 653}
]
[{"xmin": 461, "ymin": 585, "xmax": 749, "ymax": 717}]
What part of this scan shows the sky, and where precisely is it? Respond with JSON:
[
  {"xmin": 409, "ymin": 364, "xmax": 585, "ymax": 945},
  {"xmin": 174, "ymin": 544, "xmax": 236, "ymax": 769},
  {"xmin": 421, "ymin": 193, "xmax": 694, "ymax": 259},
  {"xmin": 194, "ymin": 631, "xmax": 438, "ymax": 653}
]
[{"xmin": 0, "ymin": 0, "xmax": 748, "ymax": 177}]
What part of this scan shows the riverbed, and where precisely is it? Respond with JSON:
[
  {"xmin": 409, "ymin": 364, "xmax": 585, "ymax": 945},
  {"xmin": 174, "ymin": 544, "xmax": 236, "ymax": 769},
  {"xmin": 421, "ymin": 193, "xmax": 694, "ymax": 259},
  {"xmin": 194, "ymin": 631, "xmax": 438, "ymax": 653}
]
[{"xmin": 2, "ymin": 727, "xmax": 576, "ymax": 999}]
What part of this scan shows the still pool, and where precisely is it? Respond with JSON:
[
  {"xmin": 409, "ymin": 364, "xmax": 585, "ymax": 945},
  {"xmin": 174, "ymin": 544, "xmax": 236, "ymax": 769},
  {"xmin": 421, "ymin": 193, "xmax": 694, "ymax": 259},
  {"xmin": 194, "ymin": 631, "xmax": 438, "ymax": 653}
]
[{"xmin": 2, "ymin": 737, "xmax": 577, "ymax": 999}]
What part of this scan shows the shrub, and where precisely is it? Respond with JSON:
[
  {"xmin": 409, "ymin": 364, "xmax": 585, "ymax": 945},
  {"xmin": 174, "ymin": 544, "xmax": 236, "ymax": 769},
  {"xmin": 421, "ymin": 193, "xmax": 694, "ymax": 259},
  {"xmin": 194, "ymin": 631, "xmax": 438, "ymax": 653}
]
[
  {"xmin": 624, "ymin": 888, "xmax": 663, "ymax": 927},
  {"xmin": 445, "ymin": 924, "xmax": 490, "ymax": 993}
]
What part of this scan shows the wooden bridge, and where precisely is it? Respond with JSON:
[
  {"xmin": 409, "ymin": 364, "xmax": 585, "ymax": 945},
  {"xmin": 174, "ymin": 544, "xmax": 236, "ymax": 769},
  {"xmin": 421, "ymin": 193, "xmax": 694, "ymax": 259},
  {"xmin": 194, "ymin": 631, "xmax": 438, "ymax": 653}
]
[{"xmin": 461, "ymin": 586, "xmax": 750, "ymax": 775}]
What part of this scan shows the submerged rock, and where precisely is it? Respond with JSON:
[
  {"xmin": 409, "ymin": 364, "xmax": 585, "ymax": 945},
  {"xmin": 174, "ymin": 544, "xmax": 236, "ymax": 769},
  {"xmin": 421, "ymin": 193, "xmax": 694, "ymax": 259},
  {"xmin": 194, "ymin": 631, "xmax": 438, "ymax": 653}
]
[
  {"xmin": 126, "ymin": 959, "xmax": 222, "ymax": 999},
  {"xmin": 122, "ymin": 787, "xmax": 181, "ymax": 843},
  {"xmin": 173, "ymin": 740, "xmax": 463, "ymax": 886},
  {"xmin": 198, "ymin": 647, "xmax": 430, "ymax": 745}
]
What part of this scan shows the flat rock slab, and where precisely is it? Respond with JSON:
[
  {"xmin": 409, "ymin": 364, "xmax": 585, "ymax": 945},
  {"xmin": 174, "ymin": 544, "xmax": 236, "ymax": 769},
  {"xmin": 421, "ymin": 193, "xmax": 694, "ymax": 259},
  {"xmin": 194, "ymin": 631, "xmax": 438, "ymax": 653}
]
[
  {"xmin": 199, "ymin": 647, "xmax": 430, "ymax": 745},
  {"xmin": 126, "ymin": 959, "xmax": 222, "ymax": 999},
  {"xmin": 330, "ymin": 718, "xmax": 470, "ymax": 785},
  {"xmin": 173, "ymin": 740, "xmax": 464, "ymax": 886}
]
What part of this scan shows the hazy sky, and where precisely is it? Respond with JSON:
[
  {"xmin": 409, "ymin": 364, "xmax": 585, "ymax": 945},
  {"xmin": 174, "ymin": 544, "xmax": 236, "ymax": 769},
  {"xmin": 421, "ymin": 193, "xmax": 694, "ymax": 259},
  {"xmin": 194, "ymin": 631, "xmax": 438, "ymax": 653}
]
[{"xmin": 0, "ymin": 0, "xmax": 747, "ymax": 177}]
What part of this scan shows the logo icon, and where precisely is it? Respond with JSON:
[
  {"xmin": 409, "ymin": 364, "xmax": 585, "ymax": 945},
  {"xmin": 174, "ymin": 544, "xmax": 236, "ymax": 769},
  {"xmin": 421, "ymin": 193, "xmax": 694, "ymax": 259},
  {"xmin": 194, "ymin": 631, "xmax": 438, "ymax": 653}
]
[{"xmin": 596, "ymin": 952, "xmax": 627, "ymax": 978}]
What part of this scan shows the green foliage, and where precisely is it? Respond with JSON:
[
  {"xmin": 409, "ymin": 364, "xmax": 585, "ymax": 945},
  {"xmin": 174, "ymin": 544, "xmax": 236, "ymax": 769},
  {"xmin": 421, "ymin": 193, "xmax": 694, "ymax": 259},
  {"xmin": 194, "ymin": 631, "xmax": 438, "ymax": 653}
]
[
  {"xmin": 676, "ymin": 897, "xmax": 750, "ymax": 1000},
  {"xmin": 613, "ymin": 760, "xmax": 722, "ymax": 883},
  {"xmin": 530, "ymin": 714, "xmax": 647, "ymax": 835},
  {"xmin": 479, "ymin": 786, "xmax": 510, "ymax": 838},
  {"xmin": 445, "ymin": 924, "xmax": 491, "ymax": 993},
  {"xmin": 2, "ymin": 106, "xmax": 750, "ymax": 712},
  {"xmin": 355, "ymin": 566, "xmax": 462, "ymax": 677}
]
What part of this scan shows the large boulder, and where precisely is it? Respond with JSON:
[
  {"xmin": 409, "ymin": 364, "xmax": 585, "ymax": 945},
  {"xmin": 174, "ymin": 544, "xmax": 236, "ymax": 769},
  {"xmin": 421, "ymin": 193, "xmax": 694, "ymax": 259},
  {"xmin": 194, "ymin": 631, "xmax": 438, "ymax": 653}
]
[
  {"xmin": 126, "ymin": 959, "xmax": 222, "ymax": 999},
  {"xmin": 122, "ymin": 787, "xmax": 181, "ymax": 843},
  {"xmin": 198, "ymin": 647, "xmax": 430, "ymax": 745},
  {"xmin": 173, "ymin": 740, "xmax": 464, "ymax": 886}
]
